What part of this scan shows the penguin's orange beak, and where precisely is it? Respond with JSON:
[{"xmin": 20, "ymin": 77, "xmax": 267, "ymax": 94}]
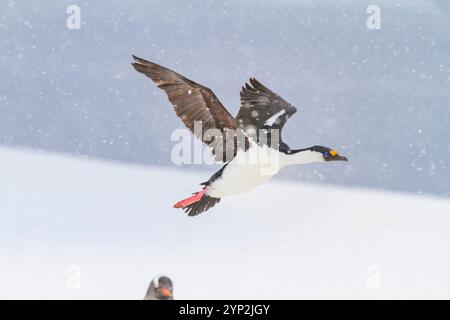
[{"xmin": 159, "ymin": 287, "xmax": 172, "ymax": 299}]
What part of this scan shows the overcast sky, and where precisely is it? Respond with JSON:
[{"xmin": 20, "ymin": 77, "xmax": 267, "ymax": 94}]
[{"xmin": 1, "ymin": 0, "xmax": 449, "ymax": 197}]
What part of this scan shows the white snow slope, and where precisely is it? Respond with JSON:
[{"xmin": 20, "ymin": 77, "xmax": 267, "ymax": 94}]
[{"xmin": 1, "ymin": 146, "xmax": 450, "ymax": 299}]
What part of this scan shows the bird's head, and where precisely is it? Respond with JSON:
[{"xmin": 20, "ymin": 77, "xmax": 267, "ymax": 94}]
[
  {"xmin": 309, "ymin": 145, "xmax": 348, "ymax": 162},
  {"xmin": 146, "ymin": 275, "xmax": 173, "ymax": 300}
]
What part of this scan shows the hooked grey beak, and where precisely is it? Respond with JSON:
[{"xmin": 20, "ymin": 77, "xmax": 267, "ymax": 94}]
[{"xmin": 326, "ymin": 155, "xmax": 348, "ymax": 162}]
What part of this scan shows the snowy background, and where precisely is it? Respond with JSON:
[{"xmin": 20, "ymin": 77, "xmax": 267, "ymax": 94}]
[
  {"xmin": 2, "ymin": 146, "xmax": 450, "ymax": 299},
  {"xmin": 1, "ymin": 0, "xmax": 450, "ymax": 299}
]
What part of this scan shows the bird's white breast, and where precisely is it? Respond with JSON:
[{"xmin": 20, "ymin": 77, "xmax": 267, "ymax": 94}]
[{"xmin": 206, "ymin": 144, "xmax": 284, "ymax": 198}]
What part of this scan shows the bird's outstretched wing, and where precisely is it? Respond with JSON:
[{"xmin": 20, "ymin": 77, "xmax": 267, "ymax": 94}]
[
  {"xmin": 237, "ymin": 78, "xmax": 297, "ymax": 145},
  {"xmin": 132, "ymin": 55, "xmax": 243, "ymax": 162}
]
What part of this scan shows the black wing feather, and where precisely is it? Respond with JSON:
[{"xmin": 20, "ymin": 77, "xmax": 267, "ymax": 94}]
[{"xmin": 237, "ymin": 78, "xmax": 297, "ymax": 145}]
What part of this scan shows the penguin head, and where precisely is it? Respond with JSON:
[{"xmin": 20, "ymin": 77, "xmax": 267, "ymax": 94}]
[{"xmin": 145, "ymin": 275, "xmax": 173, "ymax": 300}]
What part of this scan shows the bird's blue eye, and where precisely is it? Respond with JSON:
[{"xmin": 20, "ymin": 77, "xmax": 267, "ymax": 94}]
[{"xmin": 324, "ymin": 151, "xmax": 330, "ymax": 157}]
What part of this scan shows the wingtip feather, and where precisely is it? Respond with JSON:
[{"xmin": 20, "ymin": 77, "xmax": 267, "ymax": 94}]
[{"xmin": 131, "ymin": 54, "xmax": 154, "ymax": 66}]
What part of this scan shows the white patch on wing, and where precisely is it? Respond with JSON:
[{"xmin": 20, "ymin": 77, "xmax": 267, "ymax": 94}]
[{"xmin": 264, "ymin": 109, "xmax": 286, "ymax": 126}]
